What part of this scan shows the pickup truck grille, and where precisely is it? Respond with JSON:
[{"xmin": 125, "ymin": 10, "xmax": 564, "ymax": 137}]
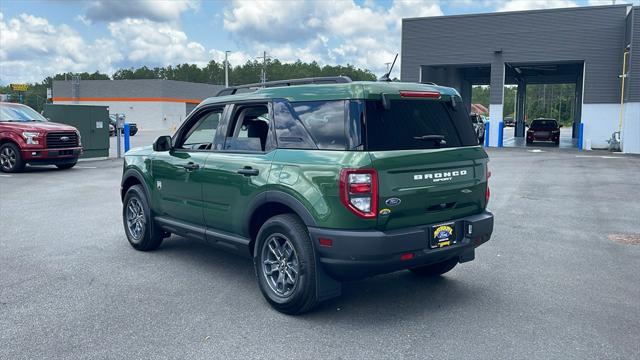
[{"xmin": 46, "ymin": 132, "xmax": 79, "ymax": 148}]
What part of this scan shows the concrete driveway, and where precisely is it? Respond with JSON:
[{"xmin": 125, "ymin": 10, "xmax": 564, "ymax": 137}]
[{"xmin": 1, "ymin": 148, "xmax": 639, "ymax": 359}]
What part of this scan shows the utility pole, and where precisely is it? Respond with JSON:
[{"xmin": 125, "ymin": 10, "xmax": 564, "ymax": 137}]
[
  {"xmin": 224, "ymin": 50, "xmax": 230, "ymax": 88},
  {"xmin": 261, "ymin": 51, "xmax": 268, "ymax": 85}
]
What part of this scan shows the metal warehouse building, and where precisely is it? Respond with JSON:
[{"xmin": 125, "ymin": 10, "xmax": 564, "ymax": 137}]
[
  {"xmin": 401, "ymin": 4, "xmax": 640, "ymax": 153},
  {"xmin": 52, "ymin": 79, "xmax": 223, "ymax": 131}
]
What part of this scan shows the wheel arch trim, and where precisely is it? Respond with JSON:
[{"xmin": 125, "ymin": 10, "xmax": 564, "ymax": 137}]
[
  {"xmin": 121, "ymin": 168, "xmax": 152, "ymax": 203},
  {"xmin": 243, "ymin": 190, "xmax": 318, "ymax": 238}
]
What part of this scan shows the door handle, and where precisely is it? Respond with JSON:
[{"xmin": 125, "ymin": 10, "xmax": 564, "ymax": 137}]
[
  {"xmin": 237, "ymin": 167, "xmax": 259, "ymax": 176},
  {"xmin": 182, "ymin": 162, "xmax": 200, "ymax": 172}
]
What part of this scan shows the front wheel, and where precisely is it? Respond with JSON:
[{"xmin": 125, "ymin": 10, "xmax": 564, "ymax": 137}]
[
  {"xmin": 254, "ymin": 214, "xmax": 319, "ymax": 315},
  {"xmin": 122, "ymin": 185, "xmax": 163, "ymax": 251},
  {"xmin": 0, "ymin": 143, "xmax": 25, "ymax": 173},
  {"xmin": 409, "ymin": 257, "xmax": 458, "ymax": 277}
]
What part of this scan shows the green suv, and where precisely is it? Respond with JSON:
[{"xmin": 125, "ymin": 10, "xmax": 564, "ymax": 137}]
[{"xmin": 120, "ymin": 77, "xmax": 494, "ymax": 314}]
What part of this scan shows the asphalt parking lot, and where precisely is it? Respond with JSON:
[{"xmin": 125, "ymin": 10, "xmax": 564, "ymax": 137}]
[{"xmin": 1, "ymin": 147, "xmax": 639, "ymax": 359}]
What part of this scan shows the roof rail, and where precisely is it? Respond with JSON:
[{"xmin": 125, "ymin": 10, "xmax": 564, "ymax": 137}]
[{"xmin": 215, "ymin": 76, "xmax": 352, "ymax": 97}]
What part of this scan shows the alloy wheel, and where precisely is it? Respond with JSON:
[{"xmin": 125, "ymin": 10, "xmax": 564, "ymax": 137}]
[
  {"xmin": 261, "ymin": 234, "xmax": 299, "ymax": 297},
  {"xmin": 126, "ymin": 197, "xmax": 146, "ymax": 242},
  {"xmin": 0, "ymin": 147, "xmax": 16, "ymax": 171}
]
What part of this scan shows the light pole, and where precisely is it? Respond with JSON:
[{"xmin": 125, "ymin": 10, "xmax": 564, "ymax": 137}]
[{"xmin": 224, "ymin": 50, "xmax": 230, "ymax": 88}]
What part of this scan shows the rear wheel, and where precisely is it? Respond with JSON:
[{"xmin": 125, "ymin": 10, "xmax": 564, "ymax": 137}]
[
  {"xmin": 254, "ymin": 214, "xmax": 318, "ymax": 315},
  {"xmin": 122, "ymin": 185, "xmax": 163, "ymax": 251},
  {"xmin": 0, "ymin": 143, "xmax": 25, "ymax": 173},
  {"xmin": 409, "ymin": 257, "xmax": 458, "ymax": 277}
]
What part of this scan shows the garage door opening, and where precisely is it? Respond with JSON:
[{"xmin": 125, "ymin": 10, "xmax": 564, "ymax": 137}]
[{"xmin": 502, "ymin": 62, "xmax": 584, "ymax": 149}]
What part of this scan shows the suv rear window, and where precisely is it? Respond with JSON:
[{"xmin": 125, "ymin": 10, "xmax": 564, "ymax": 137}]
[{"xmin": 364, "ymin": 99, "xmax": 478, "ymax": 151}]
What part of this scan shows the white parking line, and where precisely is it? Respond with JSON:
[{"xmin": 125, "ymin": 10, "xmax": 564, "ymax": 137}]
[
  {"xmin": 0, "ymin": 174, "xmax": 12, "ymax": 177},
  {"xmin": 575, "ymin": 155, "xmax": 624, "ymax": 159},
  {"xmin": 75, "ymin": 166, "xmax": 97, "ymax": 169}
]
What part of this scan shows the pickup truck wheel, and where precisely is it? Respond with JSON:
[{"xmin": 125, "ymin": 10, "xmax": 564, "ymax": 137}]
[
  {"xmin": 122, "ymin": 185, "xmax": 163, "ymax": 251},
  {"xmin": 0, "ymin": 143, "xmax": 25, "ymax": 173},
  {"xmin": 409, "ymin": 257, "xmax": 458, "ymax": 277},
  {"xmin": 254, "ymin": 214, "xmax": 318, "ymax": 315}
]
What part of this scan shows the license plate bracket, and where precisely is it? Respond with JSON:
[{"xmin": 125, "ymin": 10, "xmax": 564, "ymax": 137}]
[{"xmin": 430, "ymin": 222, "xmax": 457, "ymax": 249}]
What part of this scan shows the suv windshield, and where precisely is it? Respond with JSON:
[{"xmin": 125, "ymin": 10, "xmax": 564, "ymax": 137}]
[
  {"xmin": 364, "ymin": 99, "xmax": 478, "ymax": 150},
  {"xmin": 530, "ymin": 119, "xmax": 558, "ymax": 129},
  {"xmin": 0, "ymin": 104, "xmax": 47, "ymax": 122}
]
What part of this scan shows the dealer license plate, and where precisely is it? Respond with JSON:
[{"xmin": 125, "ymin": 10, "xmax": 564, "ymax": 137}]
[{"xmin": 430, "ymin": 222, "xmax": 457, "ymax": 249}]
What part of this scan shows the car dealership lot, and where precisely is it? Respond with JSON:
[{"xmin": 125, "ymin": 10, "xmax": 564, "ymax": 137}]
[{"xmin": 1, "ymin": 148, "xmax": 639, "ymax": 359}]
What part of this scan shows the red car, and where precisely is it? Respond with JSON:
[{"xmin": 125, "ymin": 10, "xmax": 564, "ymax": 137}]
[
  {"xmin": 526, "ymin": 118, "xmax": 561, "ymax": 146},
  {"xmin": 0, "ymin": 102, "xmax": 83, "ymax": 172}
]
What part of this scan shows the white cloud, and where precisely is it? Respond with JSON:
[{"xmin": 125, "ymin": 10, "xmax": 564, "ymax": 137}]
[
  {"xmin": 108, "ymin": 18, "xmax": 210, "ymax": 66},
  {"xmin": 497, "ymin": 0, "xmax": 578, "ymax": 12},
  {"xmin": 84, "ymin": 0, "xmax": 199, "ymax": 23},
  {"xmin": 222, "ymin": 0, "xmax": 443, "ymax": 77},
  {"xmin": 0, "ymin": 12, "xmax": 121, "ymax": 83}
]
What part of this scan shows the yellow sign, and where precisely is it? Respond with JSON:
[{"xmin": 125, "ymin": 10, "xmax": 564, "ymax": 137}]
[{"xmin": 10, "ymin": 84, "xmax": 28, "ymax": 92}]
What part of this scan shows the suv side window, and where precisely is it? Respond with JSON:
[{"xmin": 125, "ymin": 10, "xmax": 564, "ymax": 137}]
[
  {"xmin": 290, "ymin": 100, "xmax": 347, "ymax": 150},
  {"xmin": 224, "ymin": 104, "xmax": 273, "ymax": 152},
  {"xmin": 273, "ymin": 100, "xmax": 316, "ymax": 149},
  {"xmin": 176, "ymin": 108, "xmax": 223, "ymax": 150}
]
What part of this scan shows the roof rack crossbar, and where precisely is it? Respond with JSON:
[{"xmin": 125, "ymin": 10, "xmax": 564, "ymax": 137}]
[{"xmin": 215, "ymin": 76, "xmax": 352, "ymax": 97}]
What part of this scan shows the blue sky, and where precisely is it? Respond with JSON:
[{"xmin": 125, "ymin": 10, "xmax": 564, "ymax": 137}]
[{"xmin": 1, "ymin": 0, "xmax": 637, "ymax": 85}]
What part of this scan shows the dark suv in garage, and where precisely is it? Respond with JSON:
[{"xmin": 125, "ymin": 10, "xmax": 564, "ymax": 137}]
[
  {"xmin": 527, "ymin": 118, "xmax": 561, "ymax": 145},
  {"xmin": 0, "ymin": 102, "xmax": 82, "ymax": 172},
  {"xmin": 119, "ymin": 78, "xmax": 494, "ymax": 314}
]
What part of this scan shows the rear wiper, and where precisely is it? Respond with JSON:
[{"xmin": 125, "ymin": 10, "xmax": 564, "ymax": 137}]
[{"xmin": 413, "ymin": 134, "xmax": 446, "ymax": 144}]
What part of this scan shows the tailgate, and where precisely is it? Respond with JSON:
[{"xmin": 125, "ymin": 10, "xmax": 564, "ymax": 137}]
[{"xmin": 370, "ymin": 147, "xmax": 488, "ymax": 230}]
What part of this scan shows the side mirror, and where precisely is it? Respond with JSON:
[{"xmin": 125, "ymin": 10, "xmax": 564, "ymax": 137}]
[
  {"xmin": 153, "ymin": 136, "xmax": 172, "ymax": 152},
  {"xmin": 559, "ymin": 124, "xmax": 563, "ymax": 128}
]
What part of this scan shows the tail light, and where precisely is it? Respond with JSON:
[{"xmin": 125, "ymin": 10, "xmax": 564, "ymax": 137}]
[
  {"xmin": 339, "ymin": 169, "xmax": 378, "ymax": 218},
  {"xmin": 485, "ymin": 164, "xmax": 491, "ymax": 206}
]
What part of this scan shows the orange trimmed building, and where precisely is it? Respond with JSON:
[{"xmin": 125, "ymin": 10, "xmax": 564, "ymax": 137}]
[{"xmin": 52, "ymin": 79, "xmax": 223, "ymax": 131}]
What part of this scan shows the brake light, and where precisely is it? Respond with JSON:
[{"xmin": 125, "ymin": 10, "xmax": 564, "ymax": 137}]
[
  {"xmin": 485, "ymin": 164, "xmax": 491, "ymax": 206},
  {"xmin": 399, "ymin": 90, "xmax": 441, "ymax": 99},
  {"xmin": 339, "ymin": 169, "xmax": 378, "ymax": 218}
]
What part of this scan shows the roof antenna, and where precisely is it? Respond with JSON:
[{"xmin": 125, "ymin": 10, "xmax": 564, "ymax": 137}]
[{"xmin": 378, "ymin": 53, "xmax": 398, "ymax": 82}]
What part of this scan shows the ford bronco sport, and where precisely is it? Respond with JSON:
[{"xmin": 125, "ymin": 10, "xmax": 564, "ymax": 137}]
[{"xmin": 120, "ymin": 77, "xmax": 494, "ymax": 314}]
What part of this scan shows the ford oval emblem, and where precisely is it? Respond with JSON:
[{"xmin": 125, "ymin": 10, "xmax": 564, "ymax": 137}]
[
  {"xmin": 385, "ymin": 197, "xmax": 401, "ymax": 206},
  {"xmin": 60, "ymin": 136, "xmax": 70, "ymax": 141}
]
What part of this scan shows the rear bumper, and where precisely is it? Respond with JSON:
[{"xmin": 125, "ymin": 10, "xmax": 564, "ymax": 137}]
[
  {"xmin": 21, "ymin": 147, "xmax": 82, "ymax": 163},
  {"xmin": 308, "ymin": 211, "xmax": 493, "ymax": 280}
]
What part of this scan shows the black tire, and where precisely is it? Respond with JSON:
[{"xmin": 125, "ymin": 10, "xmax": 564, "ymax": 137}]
[
  {"xmin": 254, "ymin": 214, "xmax": 318, "ymax": 315},
  {"xmin": 409, "ymin": 257, "xmax": 458, "ymax": 277},
  {"xmin": 0, "ymin": 142, "xmax": 25, "ymax": 173},
  {"xmin": 122, "ymin": 185, "xmax": 163, "ymax": 251},
  {"xmin": 55, "ymin": 161, "xmax": 77, "ymax": 170}
]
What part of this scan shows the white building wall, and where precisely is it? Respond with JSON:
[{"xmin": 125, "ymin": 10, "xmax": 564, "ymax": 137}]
[
  {"xmin": 53, "ymin": 101, "xmax": 187, "ymax": 131},
  {"xmin": 621, "ymin": 102, "xmax": 640, "ymax": 154},
  {"xmin": 581, "ymin": 103, "xmax": 620, "ymax": 150}
]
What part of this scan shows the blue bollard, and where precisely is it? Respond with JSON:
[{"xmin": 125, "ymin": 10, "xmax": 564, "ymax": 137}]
[
  {"xmin": 484, "ymin": 123, "xmax": 490, "ymax": 147},
  {"xmin": 578, "ymin": 123, "xmax": 584, "ymax": 151},
  {"xmin": 498, "ymin": 121, "xmax": 504, "ymax": 148},
  {"xmin": 124, "ymin": 123, "xmax": 130, "ymax": 153}
]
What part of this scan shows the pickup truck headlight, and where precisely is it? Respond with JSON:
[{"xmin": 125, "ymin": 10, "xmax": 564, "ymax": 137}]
[{"xmin": 22, "ymin": 131, "xmax": 41, "ymax": 145}]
